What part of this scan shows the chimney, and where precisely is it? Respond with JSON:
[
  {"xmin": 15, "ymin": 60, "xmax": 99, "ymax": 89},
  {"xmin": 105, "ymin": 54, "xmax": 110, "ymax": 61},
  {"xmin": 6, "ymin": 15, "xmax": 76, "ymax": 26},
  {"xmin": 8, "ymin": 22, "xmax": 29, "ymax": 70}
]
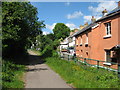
[
  {"xmin": 84, "ymin": 22, "xmax": 88, "ymax": 27},
  {"xmin": 70, "ymin": 32, "xmax": 74, "ymax": 36},
  {"xmin": 91, "ymin": 16, "xmax": 96, "ymax": 23},
  {"xmin": 70, "ymin": 29, "xmax": 78, "ymax": 35},
  {"xmin": 80, "ymin": 25, "xmax": 84, "ymax": 30},
  {"xmin": 118, "ymin": 1, "xmax": 120, "ymax": 7},
  {"xmin": 74, "ymin": 29, "xmax": 78, "ymax": 32},
  {"xmin": 102, "ymin": 9, "xmax": 108, "ymax": 16}
]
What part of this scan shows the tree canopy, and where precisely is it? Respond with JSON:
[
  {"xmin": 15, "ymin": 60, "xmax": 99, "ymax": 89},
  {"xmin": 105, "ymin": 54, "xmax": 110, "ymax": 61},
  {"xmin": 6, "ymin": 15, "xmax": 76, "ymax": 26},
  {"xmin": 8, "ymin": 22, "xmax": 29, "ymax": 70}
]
[
  {"xmin": 2, "ymin": 2, "xmax": 45, "ymax": 58},
  {"xmin": 53, "ymin": 23, "xmax": 70, "ymax": 40}
]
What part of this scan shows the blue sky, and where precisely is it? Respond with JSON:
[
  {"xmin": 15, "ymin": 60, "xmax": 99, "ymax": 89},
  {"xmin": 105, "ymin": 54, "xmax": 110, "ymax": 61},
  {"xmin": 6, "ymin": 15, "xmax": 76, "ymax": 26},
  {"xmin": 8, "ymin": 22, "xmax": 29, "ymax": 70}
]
[{"xmin": 30, "ymin": 1, "xmax": 118, "ymax": 35}]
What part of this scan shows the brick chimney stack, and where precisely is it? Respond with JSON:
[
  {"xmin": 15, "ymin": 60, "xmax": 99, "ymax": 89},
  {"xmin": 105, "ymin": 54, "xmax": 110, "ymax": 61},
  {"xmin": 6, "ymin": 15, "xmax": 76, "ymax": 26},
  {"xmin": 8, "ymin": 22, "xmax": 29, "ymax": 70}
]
[
  {"xmin": 80, "ymin": 25, "xmax": 84, "ymax": 30},
  {"xmin": 84, "ymin": 22, "xmax": 88, "ymax": 27},
  {"xmin": 102, "ymin": 9, "xmax": 108, "ymax": 16},
  {"xmin": 91, "ymin": 16, "xmax": 96, "ymax": 23},
  {"xmin": 118, "ymin": 1, "xmax": 120, "ymax": 7},
  {"xmin": 74, "ymin": 29, "xmax": 78, "ymax": 32}
]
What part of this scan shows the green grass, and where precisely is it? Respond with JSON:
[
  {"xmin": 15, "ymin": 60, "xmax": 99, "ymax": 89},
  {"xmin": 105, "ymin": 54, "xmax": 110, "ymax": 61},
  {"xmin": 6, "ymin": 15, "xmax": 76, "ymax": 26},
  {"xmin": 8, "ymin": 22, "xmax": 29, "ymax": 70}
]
[
  {"xmin": 2, "ymin": 60, "xmax": 26, "ymax": 88},
  {"xmin": 45, "ymin": 57, "xmax": 120, "ymax": 88},
  {"xmin": 28, "ymin": 49, "xmax": 41, "ymax": 56}
]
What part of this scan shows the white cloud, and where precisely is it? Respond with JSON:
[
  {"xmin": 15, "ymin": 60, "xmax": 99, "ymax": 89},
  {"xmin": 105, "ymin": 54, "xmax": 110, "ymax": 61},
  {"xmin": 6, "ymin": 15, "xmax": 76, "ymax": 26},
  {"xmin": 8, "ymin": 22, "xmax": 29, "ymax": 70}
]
[
  {"xmin": 67, "ymin": 11, "xmax": 83, "ymax": 19},
  {"xmin": 83, "ymin": 15, "xmax": 101, "ymax": 23},
  {"xmin": 43, "ymin": 31, "xmax": 50, "ymax": 35},
  {"xmin": 83, "ymin": 15, "xmax": 92, "ymax": 23},
  {"xmin": 46, "ymin": 23, "xmax": 77, "ymax": 31},
  {"xmin": 65, "ymin": 2, "xmax": 70, "ymax": 6},
  {"xmin": 88, "ymin": 1, "xmax": 117, "ymax": 15},
  {"xmin": 46, "ymin": 23, "xmax": 56, "ymax": 31},
  {"xmin": 65, "ymin": 23, "xmax": 78, "ymax": 30}
]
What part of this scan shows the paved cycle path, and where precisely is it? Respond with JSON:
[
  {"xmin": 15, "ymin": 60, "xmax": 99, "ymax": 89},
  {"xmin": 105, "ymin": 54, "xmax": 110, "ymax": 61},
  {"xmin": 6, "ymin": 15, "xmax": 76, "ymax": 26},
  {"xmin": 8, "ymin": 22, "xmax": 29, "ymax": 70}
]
[{"xmin": 25, "ymin": 50, "xmax": 72, "ymax": 88}]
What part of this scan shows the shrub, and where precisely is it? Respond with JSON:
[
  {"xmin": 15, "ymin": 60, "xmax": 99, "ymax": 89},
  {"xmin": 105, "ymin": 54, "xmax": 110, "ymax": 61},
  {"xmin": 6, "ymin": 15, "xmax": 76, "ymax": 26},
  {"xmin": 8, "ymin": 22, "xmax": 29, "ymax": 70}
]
[
  {"xmin": 52, "ymin": 50, "xmax": 59, "ymax": 57},
  {"xmin": 2, "ymin": 60, "xmax": 25, "ymax": 88},
  {"xmin": 42, "ymin": 45, "xmax": 53, "ymax": 57}
]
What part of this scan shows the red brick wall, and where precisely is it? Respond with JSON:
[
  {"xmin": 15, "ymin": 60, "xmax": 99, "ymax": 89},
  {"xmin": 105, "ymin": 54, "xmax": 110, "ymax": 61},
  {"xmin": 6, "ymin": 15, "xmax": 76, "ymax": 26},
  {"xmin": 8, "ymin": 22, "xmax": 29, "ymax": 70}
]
[{"xmin": 75, "ymin": 14, "xmax": 120, "ymax": 69}]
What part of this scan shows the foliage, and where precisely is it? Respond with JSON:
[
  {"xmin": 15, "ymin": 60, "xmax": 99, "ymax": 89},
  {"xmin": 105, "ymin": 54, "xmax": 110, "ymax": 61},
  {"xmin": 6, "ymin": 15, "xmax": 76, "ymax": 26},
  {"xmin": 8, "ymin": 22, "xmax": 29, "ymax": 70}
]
[
  {"xmin": 52, "ymin": 50, "xmax": 59, "ymax": 57},
  {"xmin": 2, "ymin": 59, "xmax": 25, "ymax": 88},
  {"xmin": 45, "ymin": 57, "xmax": 120, "ymax": 88},
  {"xmin": 53, "ymin": 23, "xmax": 70, "ymax": 40},
  {"xmin": 42, "ymin": 45, "xmax": 53, "ymax": 57},
  {"xmin": 39, "ymin": 34, "xmax": 53, "ymax": 52},
  {"xmin": 39, "ymin": 23, "xmax": 70, "ymax": 57},
  {"xmin": 2, "ymin": 2, "xmax": 45, "ymax": 58}
]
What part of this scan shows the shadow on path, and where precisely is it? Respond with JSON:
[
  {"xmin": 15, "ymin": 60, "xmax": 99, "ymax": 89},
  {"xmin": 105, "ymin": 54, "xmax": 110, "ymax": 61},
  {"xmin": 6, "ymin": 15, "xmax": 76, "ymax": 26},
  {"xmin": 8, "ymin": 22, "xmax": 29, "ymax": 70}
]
[
  {"xmin": 25, "ymin": 50, "xmax": 72, "ymax": 88},
  {"xmin": 27, "ymin": 55, "xmax": 45, "ymax": 65}
]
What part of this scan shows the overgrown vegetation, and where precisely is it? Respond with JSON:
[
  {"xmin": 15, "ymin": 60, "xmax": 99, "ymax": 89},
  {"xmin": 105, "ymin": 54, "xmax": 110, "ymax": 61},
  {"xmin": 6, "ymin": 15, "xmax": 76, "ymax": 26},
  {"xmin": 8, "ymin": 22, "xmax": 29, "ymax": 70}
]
[
  {"xmin": 45, "ymin": 57, "xmax": 120, "ymax": 88},
  {"xmin": 2, "ymin": 2, "xmax": 45, "ymax": 58},
  {"xmin": 2, "ymin": 60, "xmax": 26, "ymax": 88},
  {"xmin": 2, "ymin": 2, "xmax": 44, "ymax": 88},
  {"xmin": 36, "ymin": 23, "xmax": 70, "ymax": 57}
]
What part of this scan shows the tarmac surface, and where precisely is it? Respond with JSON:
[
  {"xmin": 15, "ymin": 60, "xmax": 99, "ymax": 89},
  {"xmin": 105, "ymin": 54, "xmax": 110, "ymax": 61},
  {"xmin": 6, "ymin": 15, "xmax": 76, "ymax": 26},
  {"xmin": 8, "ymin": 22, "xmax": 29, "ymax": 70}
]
[{"xmin": 25, "ymin": 50, "xmax": 72, "ymax": 88}]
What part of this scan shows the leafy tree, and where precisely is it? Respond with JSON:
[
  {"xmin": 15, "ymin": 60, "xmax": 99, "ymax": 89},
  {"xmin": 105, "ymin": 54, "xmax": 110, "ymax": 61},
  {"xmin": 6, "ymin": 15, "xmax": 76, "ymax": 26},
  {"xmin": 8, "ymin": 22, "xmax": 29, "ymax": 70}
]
[
  {"xmin": 53, "ymin": 23, "xmax": 70, "ymax": 40},
  {"xmin": 2, "ymin": 2, "xmax": 45, "ymax": 58}
]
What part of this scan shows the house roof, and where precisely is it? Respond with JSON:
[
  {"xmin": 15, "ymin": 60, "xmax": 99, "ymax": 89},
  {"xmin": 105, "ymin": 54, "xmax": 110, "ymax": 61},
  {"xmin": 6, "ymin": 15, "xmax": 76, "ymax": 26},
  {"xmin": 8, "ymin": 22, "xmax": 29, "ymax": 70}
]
[
  {"xmin": 96, "ymin": 7, "xmax": 120, "ymax": 22},
  {"xmin": 72, "ymin": 6, "xmax": 120, "ymax": 37},
  {"xmin": 71, "ymin": 23, "xmax": 97, "ymax": 37}
]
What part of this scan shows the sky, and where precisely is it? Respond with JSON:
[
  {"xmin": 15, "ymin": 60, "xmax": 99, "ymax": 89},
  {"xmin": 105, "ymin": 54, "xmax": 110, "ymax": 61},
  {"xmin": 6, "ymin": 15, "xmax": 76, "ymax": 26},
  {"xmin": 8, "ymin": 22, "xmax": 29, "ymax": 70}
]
[{"xmin": 30, "ymin": 1, "xmax": 118, "ymax": 35}]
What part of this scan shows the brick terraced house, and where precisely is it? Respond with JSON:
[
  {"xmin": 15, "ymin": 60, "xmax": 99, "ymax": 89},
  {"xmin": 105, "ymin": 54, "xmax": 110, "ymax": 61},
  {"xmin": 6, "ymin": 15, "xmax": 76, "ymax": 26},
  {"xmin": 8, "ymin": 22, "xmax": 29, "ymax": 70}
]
[{"xmin": 73, "ymin": 1, "xmax": 120, "ymax": 69}]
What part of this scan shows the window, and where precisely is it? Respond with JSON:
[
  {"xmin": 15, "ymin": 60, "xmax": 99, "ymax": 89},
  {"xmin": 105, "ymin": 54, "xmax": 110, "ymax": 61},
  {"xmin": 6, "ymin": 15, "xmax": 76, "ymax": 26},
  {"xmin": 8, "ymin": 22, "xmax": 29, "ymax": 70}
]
[
  {"xmin": 76, "ymin": 37, "xmax": 78, "ymax": 46},
  {"xmin": 104, "ymin": 50, "xmax": 118, "ymax": 65},
  {"xmin": 103, "ymin": 50, "xmax": 112, "ymax": 65},
  {"xmin": 80, "ymin": 36, "xmax": 82, "ymax": 46},
  {"xmin": 86, "ymin": 34, "xmax": 88, "ymax": 44},
  {"xmin": 85, "ymin": 34, "xmax": 88, "ymax": 47},
  {"xmin": 105, "ymin": 50, "xmax": 111, "ymax": 62},
  {"xmin": 105, "ymin": 22, "xmax": 111, "ymax": 35}
]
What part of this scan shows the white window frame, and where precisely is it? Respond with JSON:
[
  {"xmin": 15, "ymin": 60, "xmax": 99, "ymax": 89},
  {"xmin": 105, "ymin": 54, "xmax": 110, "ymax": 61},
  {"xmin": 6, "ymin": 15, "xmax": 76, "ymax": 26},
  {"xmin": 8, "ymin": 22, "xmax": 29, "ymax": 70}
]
[
  {"xmin": 85, "ymin": 34, "xmax": 88, "ymax": 46},
  {"xmin": 106, "ymin": 22, "xmax": 111, "ymax": 35},
  {"xmin": 103, "ymin": 50, "xmax": 112, "ymax": 65},
  {"xmin": 80, "ymin": 36, "xmax": 82, "ymax": 46},
  {"xmin": 76, "ymin": 37, "xmax": 78, "ymax": 46},
  {"xmin": 103, "ymin": 22, "xmax": 111, "ymax": 38}
]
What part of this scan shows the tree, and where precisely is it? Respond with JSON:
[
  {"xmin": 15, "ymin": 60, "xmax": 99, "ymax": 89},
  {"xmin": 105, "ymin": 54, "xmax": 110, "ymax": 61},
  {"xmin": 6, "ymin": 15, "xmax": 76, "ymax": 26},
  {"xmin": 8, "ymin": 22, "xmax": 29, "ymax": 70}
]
[
  {"xmin": 53, "ymin": 23, "xmax": 70, "ymax": 40},
  {"xmin": 2, "ymin": 2, "xmax": 45, "ymax": 58}
]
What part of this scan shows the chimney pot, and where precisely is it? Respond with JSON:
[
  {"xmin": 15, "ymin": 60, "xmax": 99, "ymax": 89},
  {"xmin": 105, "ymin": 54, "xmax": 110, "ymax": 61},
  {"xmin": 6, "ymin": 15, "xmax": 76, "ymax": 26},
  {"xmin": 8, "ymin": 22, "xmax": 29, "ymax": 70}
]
[
  {"xmin": 102, "ymin": 9, "xmax": 108, "ymax": 16},
  {"xmin": 84, "ymin": 22, "xmax": 88, "ymax": 27},
  {"xmin": 118, "ymin": 1, "xmax": 120, "ymax": 7},
  {"xmin": 91, "ymin": 16, "xmax": 96, "ymax": 23}
]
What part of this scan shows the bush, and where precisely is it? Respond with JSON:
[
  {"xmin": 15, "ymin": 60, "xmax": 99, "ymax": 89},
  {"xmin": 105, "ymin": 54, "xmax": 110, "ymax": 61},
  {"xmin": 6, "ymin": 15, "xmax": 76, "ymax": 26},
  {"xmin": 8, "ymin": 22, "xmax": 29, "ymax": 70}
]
[
  {"xmin": 52, "ymin": 50, "xmax": 59, "ymax": 57},
  {"xmin": 42, "ymin": 45, "xmax": 53, "ymax": 57},
  {"xmin": 2, "ymin": 60, "xmax": 25, "ymax": 88}
]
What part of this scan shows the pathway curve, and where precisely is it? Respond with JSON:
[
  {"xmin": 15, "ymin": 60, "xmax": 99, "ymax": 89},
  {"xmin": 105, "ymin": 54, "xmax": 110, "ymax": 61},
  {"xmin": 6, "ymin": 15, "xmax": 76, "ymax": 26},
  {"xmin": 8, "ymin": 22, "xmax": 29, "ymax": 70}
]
[{"xmin": 25, "ymin": 50, "xmax": 72, "ymax": 88}]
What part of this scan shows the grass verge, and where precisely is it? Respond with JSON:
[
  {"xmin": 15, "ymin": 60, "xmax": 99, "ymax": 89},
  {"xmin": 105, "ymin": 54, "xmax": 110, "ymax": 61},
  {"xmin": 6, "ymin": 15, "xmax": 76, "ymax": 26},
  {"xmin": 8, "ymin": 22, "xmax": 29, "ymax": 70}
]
[
  {"xmin": 28, "ymin": 49, "xmax": 41, "ymax": 56},
  {"xmin": 2, "ymin": 59, "xmax": 26, "ymax": 88},
  {"xmin": 45, "ymin": 57, "xmax": 120, "ymax": 88}
]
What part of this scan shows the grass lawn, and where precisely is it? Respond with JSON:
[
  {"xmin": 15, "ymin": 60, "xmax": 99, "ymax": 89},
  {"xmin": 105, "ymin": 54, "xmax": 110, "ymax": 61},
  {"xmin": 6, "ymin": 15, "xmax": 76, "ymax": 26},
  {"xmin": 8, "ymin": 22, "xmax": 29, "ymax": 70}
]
[{"xmin": 45, "ymin": 57, "xmax": 120, "ymax": 88}]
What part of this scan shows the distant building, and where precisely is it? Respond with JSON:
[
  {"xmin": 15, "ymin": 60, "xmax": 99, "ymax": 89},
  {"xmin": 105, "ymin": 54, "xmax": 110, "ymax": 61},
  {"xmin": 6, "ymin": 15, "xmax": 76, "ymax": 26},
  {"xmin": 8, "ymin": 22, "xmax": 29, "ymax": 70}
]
[
  {"xmin": 60, "ymin": 37, "xmax": 69, "ymax": 52},
  {"xmin": 59, "ymin": 29, "xmax": 78, "ymax": 52}
]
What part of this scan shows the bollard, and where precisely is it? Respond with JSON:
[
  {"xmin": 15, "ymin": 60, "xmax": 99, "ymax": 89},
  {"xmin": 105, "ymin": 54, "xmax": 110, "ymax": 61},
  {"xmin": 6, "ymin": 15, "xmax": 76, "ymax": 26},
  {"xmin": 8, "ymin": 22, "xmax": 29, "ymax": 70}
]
[
  {"xmin": 68, "ymin": 54, "xmax": 69, "ymax": 61},
  {"xmin": 118, "ymin": 64, "xmax": 120, "ymax": 79},
  {"xmin": 84, "ymin": 58, "xmax": 86, "ymax": 64},
  {"xmin": 97, "ymin": 61, "xmax": 99, "ymax": 69}
]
